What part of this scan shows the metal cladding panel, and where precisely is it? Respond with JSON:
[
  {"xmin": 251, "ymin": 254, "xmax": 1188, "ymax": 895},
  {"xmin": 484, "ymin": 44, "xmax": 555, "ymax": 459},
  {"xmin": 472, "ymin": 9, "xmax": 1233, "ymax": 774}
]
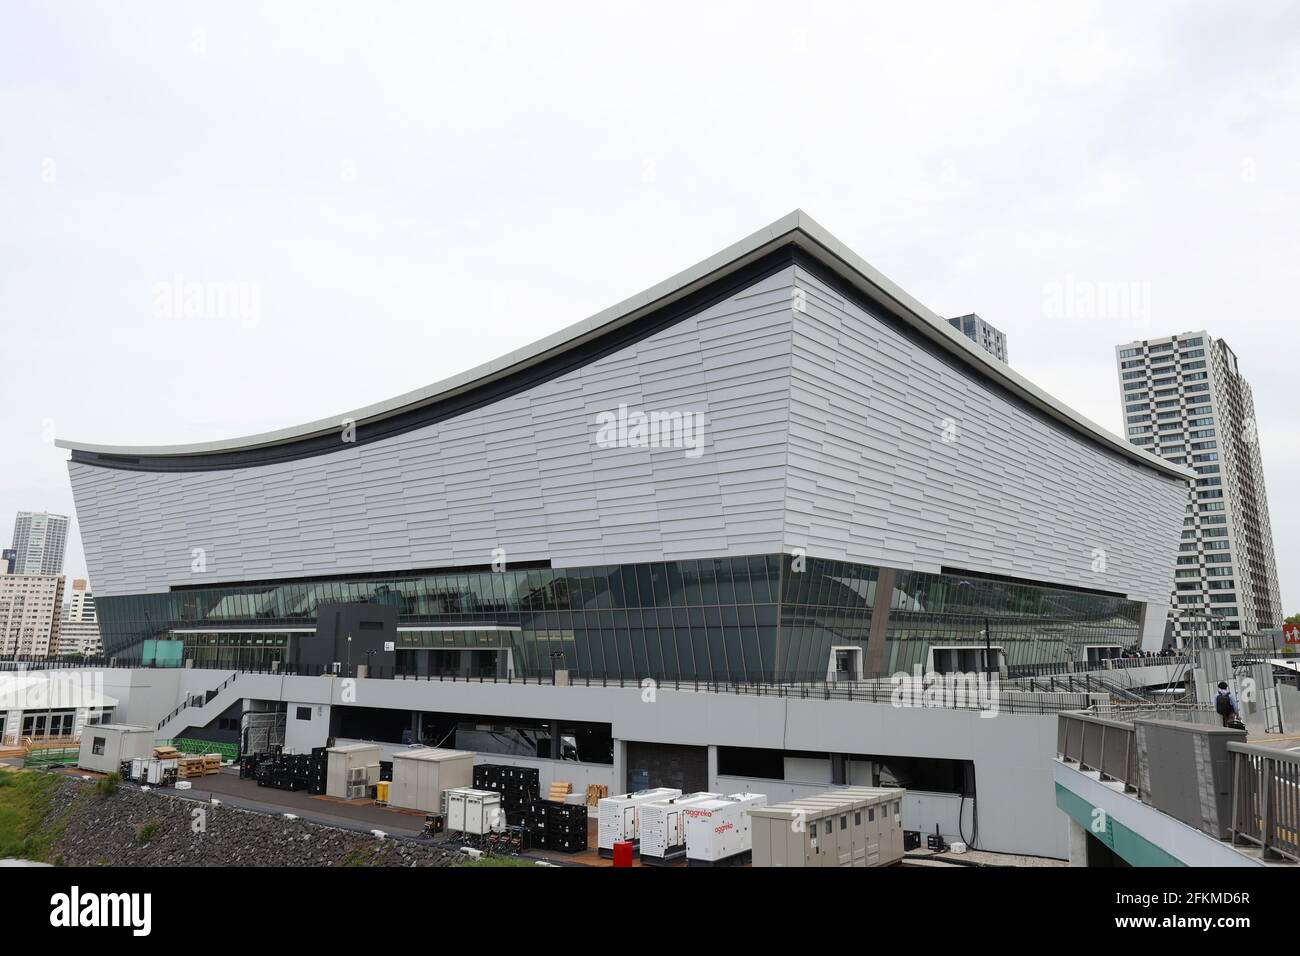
[
  {"xmin": 69, "ymin": 271, "xmax": 797, "ymax": 597},
  {"xmin": 784, "ymin": 266, "xmax": 1187, "ymax": 608},
  {"xmin": 69, "ymin": 258, "xmax": 1185, "ymax": 616}
]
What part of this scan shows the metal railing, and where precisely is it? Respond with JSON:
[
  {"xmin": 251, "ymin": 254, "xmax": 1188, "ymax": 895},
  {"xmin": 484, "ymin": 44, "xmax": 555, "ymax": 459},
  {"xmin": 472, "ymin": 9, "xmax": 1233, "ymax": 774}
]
[
  {"xmin": 1228, "ymin": 741, "xmax": 1300, "ymax": 863},
  {"xmin": 1060, "ymin": 711, "xmax": 1298, "ymax": 863},
  {"xmin": 101, "ymin": 662, "xmax": 1104, "ymax": 716},
  {"xmin": 156, "ymin": 672, "xmax": 239, "ymax": 731},
  {"xmin": 1057, "ymin": 711, "xmax": 1137, "ymax": 789},
  {"xmin": 1090, "ymin": 701, "xmax": 1217, "ymax": 724},
  {"xmin": 1008, "ymin": 654, "xmax": 1198, "ymax": 679},
  {"xmin": 0, "ymin": 654, "xmax": 1233, "ymax": 720}
]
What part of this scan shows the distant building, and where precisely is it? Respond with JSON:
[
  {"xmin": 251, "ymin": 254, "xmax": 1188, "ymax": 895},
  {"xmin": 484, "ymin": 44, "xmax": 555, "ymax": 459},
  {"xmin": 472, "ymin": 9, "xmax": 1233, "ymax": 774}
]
[
  {"xmin": 58, "ymin": 578, "xmax": 101, "ymax": 658},
  {"xmin": 9, "ymin": 511, "xmax": 69, "ymax": 575},
  {"xmin": 1115, "ymin": 331, "xmax": 1283, "ymax": 646},
  {"xmin": 1, "ymin": 548, "xmax": 14, "ymax": 574},
  {"xmin": 947, "ymin": 313, "xmax": 1008, "ymax": 363},
  {"xmin": 0, "ymin": 569, "xmax": 65, "ymax": 658}
]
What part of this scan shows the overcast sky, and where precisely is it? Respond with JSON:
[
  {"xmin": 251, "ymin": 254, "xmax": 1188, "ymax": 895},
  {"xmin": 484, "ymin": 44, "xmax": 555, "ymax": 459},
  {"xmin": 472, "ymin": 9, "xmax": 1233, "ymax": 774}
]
[{"xmin": 1, "ymin": 2, "xmax": 1296, "ymax": 615}]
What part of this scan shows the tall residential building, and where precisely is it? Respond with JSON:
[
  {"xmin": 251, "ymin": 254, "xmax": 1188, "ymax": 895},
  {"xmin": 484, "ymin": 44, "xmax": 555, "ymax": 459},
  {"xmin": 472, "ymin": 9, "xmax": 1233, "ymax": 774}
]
[
  {"xmin": 947, "ymin": 313, "xmax": 1008, "ymax": 362},
  {"xmin": 1, "ymin": 548, "xmax": 14, "ymax": 574},
  {"xmin": 9, "ymin": 511, "xmax": 70, "ymax": 574},
  {"xmin": 57, "ymin": 577, "xmax": 101, "ymax": 657},
  {"xmin": 0, "ymin": 569, "xmax": 65, "ymax": 658},
  {"xmin": 1115, "ymin": 331, "xmax": 1283, "ymax": 646}
]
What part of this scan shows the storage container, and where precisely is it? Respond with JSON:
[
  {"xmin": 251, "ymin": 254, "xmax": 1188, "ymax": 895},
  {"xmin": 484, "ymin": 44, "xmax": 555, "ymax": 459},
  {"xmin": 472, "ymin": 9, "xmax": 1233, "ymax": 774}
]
[
  {"xmin": 446, "ymin": 787, "xmax": 504, "ymax": 835},
  {"xmin": 388, "ymin": 747, "xmax": 475, "ymax": 812},
  {"xmin": 749, "ymin": 787, "xmax": 905, "ymax": 868},
  {"xmin": 325, "ymin": 743, "xmax": 382, "ymax": 799},
  {"xmin": 77, "ymin": 725, "xmax": 155, "ymax": 776}
]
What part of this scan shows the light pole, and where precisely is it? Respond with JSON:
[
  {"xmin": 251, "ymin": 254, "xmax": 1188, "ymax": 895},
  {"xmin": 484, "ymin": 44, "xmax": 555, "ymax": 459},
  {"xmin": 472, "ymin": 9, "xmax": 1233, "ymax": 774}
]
[
  {"xmin": 984, "ymin": 615, "xmax": 995, "ymax": 681},
  {"xmin": 1180, "ymin": 607, "xmax": 1213, "ymax": 654}
]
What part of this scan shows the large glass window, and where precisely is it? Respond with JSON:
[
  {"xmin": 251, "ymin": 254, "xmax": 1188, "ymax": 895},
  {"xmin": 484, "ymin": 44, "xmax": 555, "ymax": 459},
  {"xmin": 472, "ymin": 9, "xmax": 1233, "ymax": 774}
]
[{"xmin": 98, "ymin": 554, "xmax": 1144, "ymax": 680}]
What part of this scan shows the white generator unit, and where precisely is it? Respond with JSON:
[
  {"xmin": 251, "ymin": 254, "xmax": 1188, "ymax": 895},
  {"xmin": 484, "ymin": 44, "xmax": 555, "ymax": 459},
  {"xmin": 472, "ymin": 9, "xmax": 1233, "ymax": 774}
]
[
  {"xmin": 638, "ymin": 792, "xmax": 721, "ymax": 865},
  {"xmin": 145, "ymin": 757, "xmax": 178, "ymax": 786},
  {"xmin": 445, "ymin": 787, "xmax": 504, "ymax": 835},
  {"xmin": 684, "ymin": 792, "xmax": 768, "ymax": 866},
  {"xmin": 597, "ymin": 787, "xmax": 682, "ymax": 857}
]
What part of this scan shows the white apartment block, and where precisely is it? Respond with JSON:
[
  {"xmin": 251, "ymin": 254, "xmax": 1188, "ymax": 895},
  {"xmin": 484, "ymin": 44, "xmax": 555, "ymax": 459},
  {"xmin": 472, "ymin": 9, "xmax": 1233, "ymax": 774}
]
[
  {"xmin": 1115, "ymin": 331, "xmax": 1283, "ymax": 645},
  {"xmin": 10, "ymin": 510, "xmax": 69, "ymax": 575},
  {"xmin": 0, "ymin": 570, "xmax": 65, "ymax": 658},
  {"xmin": 58, "ymin": 578, "xmax": 102, "ymax": 657},
  {"xmin": 947, "ymin": 313, "xmax": 1009, "ymax": 362}
]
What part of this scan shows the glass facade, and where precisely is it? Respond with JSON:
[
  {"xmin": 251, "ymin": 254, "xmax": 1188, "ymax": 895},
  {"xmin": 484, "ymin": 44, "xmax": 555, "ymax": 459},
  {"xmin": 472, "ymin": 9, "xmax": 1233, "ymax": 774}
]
[
  {"xmin": 95, "ymin": 555, "xmax": 1144, "ymax": 680},
  {"xmin": 885, "ymin": 570, "xmax": 1143, "ymax": 670}
]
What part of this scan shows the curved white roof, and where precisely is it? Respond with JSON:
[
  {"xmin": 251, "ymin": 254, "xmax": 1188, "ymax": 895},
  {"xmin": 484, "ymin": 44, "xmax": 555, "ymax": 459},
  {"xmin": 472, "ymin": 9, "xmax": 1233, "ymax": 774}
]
[{"xmin": 55, "ymin": 210, "xmax": 1191, "ymax": 482}]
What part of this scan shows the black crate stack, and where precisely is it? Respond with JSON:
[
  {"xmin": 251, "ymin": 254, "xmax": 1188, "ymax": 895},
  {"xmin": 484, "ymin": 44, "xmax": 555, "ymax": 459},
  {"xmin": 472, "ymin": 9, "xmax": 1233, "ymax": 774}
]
[
  {"xmin": 524, "ymin": 798, "xmax": 550, "ymax": 848},
  {"xmin": 253, "ymin": 750, "xmax": 317, "ymax": 792},
  {"xmin": 545, "ymin": 802, "xmax": 588, "ymax": 853},
  {"xmin": 516, "ymin": 798, "xmax": 588, "ymax": 853},
  {"xmin": 470, "ymin": 766, "xmax": 585, "ymax": 852},
  {"xmin": 473, "ymin": 764, "xmax": 540, "ymax": 823},
  {"xmin": 308, "ymin": 748, "xmax": 328, "ymax": 795}
]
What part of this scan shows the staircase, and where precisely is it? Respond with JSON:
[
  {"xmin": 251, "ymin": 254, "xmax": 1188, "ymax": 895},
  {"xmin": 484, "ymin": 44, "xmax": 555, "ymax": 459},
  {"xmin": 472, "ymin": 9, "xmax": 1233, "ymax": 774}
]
[{"xmin": 156, "ymin": 672, "xmax": 242, "ymax": 739}]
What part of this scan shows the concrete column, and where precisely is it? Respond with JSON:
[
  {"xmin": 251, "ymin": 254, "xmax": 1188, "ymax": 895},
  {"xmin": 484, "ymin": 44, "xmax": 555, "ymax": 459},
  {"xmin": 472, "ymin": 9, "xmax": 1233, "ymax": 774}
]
[
  {"xmin": 863, "ymin": 568, "xmax": 896, "ymax": 677},
  {"xmin": 1, "ymin": 709, "xmax": 14, "ymax": 744},
  {"xmin": 1067, "ymin": 817, "xmax": 1089, "ymax": 867},
  {"xmin": 707, "ymin": 744, "xmax": 719, "ymax": 791},
  {"xmin": 613, "ymin": 738, "xmax": 627, "ymax": 793},
  {"xmin": 831, "ymin": 753, "xmax": 847, "ymax": 785}
]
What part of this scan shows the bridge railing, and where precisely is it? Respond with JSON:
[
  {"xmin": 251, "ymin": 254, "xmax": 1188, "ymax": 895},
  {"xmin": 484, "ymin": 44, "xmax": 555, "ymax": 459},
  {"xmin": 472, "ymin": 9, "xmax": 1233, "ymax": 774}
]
[{"xmin": 1228, "ymin": 741, "xmax": 1300, "ymax": 864}]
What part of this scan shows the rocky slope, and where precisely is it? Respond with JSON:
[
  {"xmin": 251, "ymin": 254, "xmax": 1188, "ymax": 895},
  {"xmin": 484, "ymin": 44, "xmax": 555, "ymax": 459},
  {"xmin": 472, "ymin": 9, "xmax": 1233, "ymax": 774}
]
[{"xmin": 39, "ymin": 774, "xmax": 462, "ymax": 867}]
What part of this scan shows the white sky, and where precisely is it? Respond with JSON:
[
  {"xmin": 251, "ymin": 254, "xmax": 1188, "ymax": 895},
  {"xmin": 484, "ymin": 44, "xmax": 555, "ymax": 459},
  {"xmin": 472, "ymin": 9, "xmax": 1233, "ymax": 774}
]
[{"xmin": 1, "ymin": 1, "xmax": 1296, "ymax": 615}]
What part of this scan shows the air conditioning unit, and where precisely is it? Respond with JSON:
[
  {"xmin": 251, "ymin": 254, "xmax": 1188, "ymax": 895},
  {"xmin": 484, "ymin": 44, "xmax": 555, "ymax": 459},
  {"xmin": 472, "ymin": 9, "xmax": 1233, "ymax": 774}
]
[
  {"xmin": 348, "ymin": 767, "xmax": 366, "ymax": 783},
  {"xmin": 346, "ymin": 784, "xmax": 367, "ymax": 800}
]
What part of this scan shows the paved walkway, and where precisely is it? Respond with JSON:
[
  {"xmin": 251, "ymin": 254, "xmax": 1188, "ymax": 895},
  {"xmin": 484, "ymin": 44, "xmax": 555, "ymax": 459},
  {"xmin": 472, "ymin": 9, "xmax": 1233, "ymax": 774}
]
[{"xmin": 170, "ymin": 769, "xmax": 432, "ymax": 838}]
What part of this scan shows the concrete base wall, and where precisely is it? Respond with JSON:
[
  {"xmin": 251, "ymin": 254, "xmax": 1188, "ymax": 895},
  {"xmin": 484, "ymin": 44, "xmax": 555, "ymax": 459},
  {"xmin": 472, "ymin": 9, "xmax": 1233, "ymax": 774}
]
[
  {"xmin": 284, "ymin": 702, "xmax": 330, "ymax": 753},
  {"xmin": 71, "ymin": 668, "xmax": 1071, "ymax": 858}
]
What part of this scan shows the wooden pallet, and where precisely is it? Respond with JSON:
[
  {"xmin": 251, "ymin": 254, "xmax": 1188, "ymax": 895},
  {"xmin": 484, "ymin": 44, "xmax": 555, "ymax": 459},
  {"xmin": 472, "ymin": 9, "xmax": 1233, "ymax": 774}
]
[
  {"xmin": 585, "ymin": 784, "xmax": 609, "ymax": 806},
  {"xmin": 154, "ymin": 746, "xmax": 181, "ymax": 760},
  {"xmin": 177, "ymin": 756, "xmax": 207, "ymax": 779},
  {"xmin": 547, "ymin": 781, "xmax": 573, "ymax": 801}
]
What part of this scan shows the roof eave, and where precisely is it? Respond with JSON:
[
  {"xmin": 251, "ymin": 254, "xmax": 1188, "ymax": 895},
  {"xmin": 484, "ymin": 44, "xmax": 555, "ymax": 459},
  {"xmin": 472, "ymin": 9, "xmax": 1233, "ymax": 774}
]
[{"xmin": 55, "ymin": 209, "xmax": 1192, "ymax": 482}]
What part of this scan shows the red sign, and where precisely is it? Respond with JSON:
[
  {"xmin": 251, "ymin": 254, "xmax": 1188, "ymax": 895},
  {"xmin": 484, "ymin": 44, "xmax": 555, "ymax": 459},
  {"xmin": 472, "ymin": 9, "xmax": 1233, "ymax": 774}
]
[{"xmin": 1285, "ymin": 623, "xmax": 1300, "ymax": 645}]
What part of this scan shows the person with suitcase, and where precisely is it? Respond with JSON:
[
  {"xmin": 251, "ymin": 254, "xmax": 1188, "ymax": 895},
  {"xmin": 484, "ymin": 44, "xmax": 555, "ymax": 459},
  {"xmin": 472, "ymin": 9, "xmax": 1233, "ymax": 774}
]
[{"xmin": 1214, "ymin": 681, "xmax": 1242, "ymax": 729}]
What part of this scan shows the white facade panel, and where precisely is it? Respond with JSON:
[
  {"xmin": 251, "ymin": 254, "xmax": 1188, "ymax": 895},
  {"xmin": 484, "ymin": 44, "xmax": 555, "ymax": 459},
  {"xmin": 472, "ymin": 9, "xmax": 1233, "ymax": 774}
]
[
  {"xmin": 784, "ymin": 266, "xmax": 1187, "ymax": 611},
  {"xmin": 66, "ymin": 248, "xmax": 1184, "ymax": 630},
  {"xmin": 71, "ymin": 271, "xmax": 797, "ymax": 597}
]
